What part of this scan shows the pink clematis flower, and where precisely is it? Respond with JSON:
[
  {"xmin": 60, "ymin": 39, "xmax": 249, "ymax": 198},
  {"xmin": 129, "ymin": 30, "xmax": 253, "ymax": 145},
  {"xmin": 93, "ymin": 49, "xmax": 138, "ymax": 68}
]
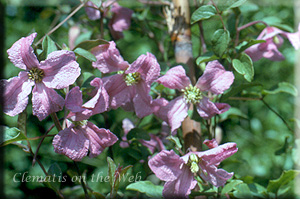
[
  {"xmin": 92, "ymin": 41, "xmax": 161, "ymax": 118},
  {"xmin": 148, "ymin": 142, "xmax": 238, "ymax": 198},
  {"xmin": 52, "ymin": 85, "xmax": 117, "ymax": 161},
  {"xmin": 85, "ymin": 1, "xmax": 133, "ymax": 40},
  {"xmin": 156, "ymin": 61, "xmax": 234, "ymax": 132},
  {"xmin": 120, "ymin": 118, "xmax": 165, "ymax": 153},
  {"xmin": 2, "ymin": 33, "xmax": 80, "ymax": 121},
  {"xmin": 245, "ymin": 24, "xmax": 300, "ymax": 61}
]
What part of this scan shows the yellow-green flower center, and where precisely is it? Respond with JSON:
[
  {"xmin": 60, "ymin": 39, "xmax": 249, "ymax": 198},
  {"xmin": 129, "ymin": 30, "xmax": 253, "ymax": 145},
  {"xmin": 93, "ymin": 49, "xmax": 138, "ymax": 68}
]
[
  {"xmin": 28, "ymin": 67, "xmax": 44, "ymax": 83},
  {"xmin": 189, "ymin": 154, "xmax": 200, "ymax": 174},
  {"xmin": 124, "ymin": 72, "xmax": 141, "ymax": 86},
  {"xmin": 273, "ymin": 36, "xmax": 280, "ymax": 44},
  {"xmin": 182, "ymin": 85, "xmax": 202, "ymax": 104},
  {"xmin": 72, "ymin": 120, "xmax": 88, "ymax": 127}
]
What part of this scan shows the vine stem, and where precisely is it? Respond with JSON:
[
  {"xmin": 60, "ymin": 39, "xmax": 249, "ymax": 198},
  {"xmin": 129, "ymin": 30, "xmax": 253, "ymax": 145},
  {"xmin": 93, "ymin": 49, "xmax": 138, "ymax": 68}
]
[
  {"xmin": 73, "ymin": 161, "xmax": 89, "ymax": 199},
  {"xmin": 50, "ymin": 112, "xmax": 63, "ymax": 132},
  {"xmin": 210, "ymin": 0, "xmax": 226, "ymax": 30},
  {"xmin": 35, "ymin": 3, "xmax": 85, "ymax": 46}
]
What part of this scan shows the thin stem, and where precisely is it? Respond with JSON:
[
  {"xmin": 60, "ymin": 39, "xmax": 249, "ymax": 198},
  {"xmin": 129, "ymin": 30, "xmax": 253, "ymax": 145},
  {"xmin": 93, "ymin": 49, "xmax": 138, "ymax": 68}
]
[
  {"xmin": 73, "ymin": 161, "xmax": 89, "ymax": 199},
  {"xmin": 138, "ymin": 0, "xmax": 170, "ymax": 5},
  {"xmin": 35, "ymin": 3, "xmax": 85, "ymax": 46},
  {"xmin": 100, "ymin": 11, "xmax": 104, "ymax": 39},
  {"xmin": 50, "ymin": 113, "xmax": 63, "ymax": 132},
  {"xmin": 261, "ymin": 99, "xmax": 294, "ymax": 133},
  {"xmin": 229, "ymin": 97, "xmax": 263, "ymax": 101},
  {"xmin": 210, "ymin": 0, "xmax": 226, "ymax": 30},
  {"xmin": 237, "ymin": 20, "xmax": 269, "ymax": 32},
  {"xmin": 198, "ymin": 21, "xmax": 207, "ymax": 55}
]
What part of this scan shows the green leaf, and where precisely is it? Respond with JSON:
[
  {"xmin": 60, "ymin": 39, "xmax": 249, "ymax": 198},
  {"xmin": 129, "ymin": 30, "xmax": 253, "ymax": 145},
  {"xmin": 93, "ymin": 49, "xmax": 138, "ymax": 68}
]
[
  {"xmin": 166, "ymin": 135, "xmax": 182, "ymax": 149},
  {"xmin": 44, "ymin": 163, "xmax": 62, "ymax": 192},
  {"xmin": 275, "ymin": 136, "xmax": 290, "ymax": 155},
  {"xmin": 221, "ymin": 180, "xmax": 243, "ymax": 194},
  {"xmin": 73, "ymin": 39, "xmax": 108, "ymax": 51},
  {"xmin": 235, "ymin": 40, "xmax": 265, "ymax": 53},
  {"xmin": 114, "ymin": 165, "xmax": 133, "ymax": 192},
  {"xmin": 214, "ymin": 0, "xmax": 247, "ymax": 11},
  {"xmin": 74, "ymin": 48, "xmax": 97, "ymax": 62},
  {"xmin": 39, "ymin": 35, "xmax": 58, "ymax": 60},
  {"xmin": 232, "ymin": 53, "xmax": 254, "ymax": 82},
  {"xmin": 127, "ymin": 128, "xmax": 151, "ymax": 141},
  {"xmin": 90, "ymin": 0, "xmax": 102, "ymax": 8},
  {"xmin": 233, "ymin": 183, "xmax": 253, "ymax": 199},
  {"xmin": 267, "ymin": 170, "xmax": 300, "ymax": 194},
  {"xmin": 126, "ymin": 180, "xmax": 163, "ymax": 198},
  {"xmin": 211, "ymin": 29, "xmax": 230, "ymax": 57},
  {"xmin": 0, "ymin": 127, "xmax": 28, "ymax": 147},
  {"xmin": 262, "ymin": 82, "xmax": 298, "ymax": 96},
  {"xmin": 107, "ymin": 157, "xmax": 117, "ymax": 188},
  {"xmin": 191, "ymin": 5, "xmax": 216, "ymax": 24},
  {"xmin": 219, "ymin": 107, "xmax": 248, "ymax": 121},
  {"xmin": 228, "ymin": 0, "xmax": 247, "ymax": 9},
  {"xmin": 221, "ymin": 82, "xmax": 261, "ymax": 101},
  {"xmin": 196, "ymin": 53, "xmax": 219, "ymax": 65}
]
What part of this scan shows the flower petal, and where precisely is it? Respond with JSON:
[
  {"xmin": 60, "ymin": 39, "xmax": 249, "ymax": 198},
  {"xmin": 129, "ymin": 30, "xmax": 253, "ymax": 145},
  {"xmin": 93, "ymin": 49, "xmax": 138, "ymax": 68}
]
[
  {"xmin": 148, "ymin": 150, "xmax": 184, "ymax": 181},
  {"xmin": 40, "ymin": 50, "xmax": 80, "ymax": 89},
  {"xmin": 261, "ymin": 39, "xmax": 285, "ymax": 61},
  {"xmin": 85, "ymin": 1, "xmax": 101, "ymax": 20},
  {"xmin": 139, "ymin": 134, "xmax": 165, "ymax": 153},
  {"xmin": 244, "ymin": 44, "xmax": 264, "ymax": 62},
  {"xmin": 7, "ymin": 33, "xmax": 39, "ymax": 70},
  {"xmin": 196, "ymin": 61, "xmax": 234, "ymax": 94},
  {"xmin": 284, "ymin": 24, "xmax": 300, "ymax": 50},
  {"xmin": 92, "ymin": 41, "xmax": 129, "ymax": 73},
  {"xmin": 133, "ymin": 81, "xmax": 154, "ymax": 118},
  {"xmin": 126, "ymin": 52, "xmax": 160, "ymax": 85},
  {"xmin": 157, "ymin": 65, "xmax": 191, "ymax": 90},
  {"xmin": 65, "ymin": 86, "xmax": 85, "ymax": 113},
  {"xmin": 153, "ymin": 98, "xmax": 169, "ymax": 122},
  {"xmin": 167, "ymin": 96, "xmax": 189, "ymax": 132},
  {"xmin": 32, "ymin": 83, "xmax": 65, "ymax": 121},
  {"xmin": 85, "ymin": 122, "xmax": 118, "ymax": 158},
  {"xmin": 162, "ymin": 165, "xmax": 197, "ymax": 199},
  {"xmin": 196, "ymin": 97, "xmax": 230, "ymax": 119},
  {"xmin": 122, "ymin": 118, "xmax": 135, "ymax": 134},
  {"xmin": 52, "ymin": 125, "xmax": 89, "ymax": 161},
  {"xmin": 1, "ymin": 71, "xmax": 34, "ymax": 116},
  {"xmin": 203, "ymin": 139, "xmax": 219, "ymax": 149}
]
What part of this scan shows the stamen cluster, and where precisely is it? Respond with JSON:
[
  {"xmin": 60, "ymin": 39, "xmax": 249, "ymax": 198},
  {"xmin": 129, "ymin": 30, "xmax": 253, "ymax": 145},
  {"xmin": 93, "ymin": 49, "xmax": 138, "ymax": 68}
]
[
  {"xmin": 182, "ymin": 85, "xmax": 202, "ymax": 104},
  {"xmin": 28, "ymin": 67, "xmax": 44, "ymax": 83},
  {"xmin": 124, "ymin": 72, "xmax": 141, "ymax": 86}
]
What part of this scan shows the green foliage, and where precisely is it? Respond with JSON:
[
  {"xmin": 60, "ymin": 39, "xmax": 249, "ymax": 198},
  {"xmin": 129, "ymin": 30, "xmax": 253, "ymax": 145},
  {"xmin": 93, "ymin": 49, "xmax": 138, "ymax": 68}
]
[
  {"xmin": 232, "ymin": 53, "xmax": 254, "ymax": 82},
  {"xmin": 1, "ymin": 127, "xmax": 27, "ymax": 147},
  {"xmin": 191, "ymin": 5, "xmax": 217, "ymax": 24},
  {"xmin": 74, "ymin": 47, "xmax": 97, "ymax": 62},
  {"xmin": 262, "ymin": 82, "xmax": 298, "ymax": 96},
  {"xmin": 126, "ymin": 181, "xmax": 163, "ymax": 198},
  {"xmin": 211, "ymin": 29, "xmax": 230, "ymax": 57}
]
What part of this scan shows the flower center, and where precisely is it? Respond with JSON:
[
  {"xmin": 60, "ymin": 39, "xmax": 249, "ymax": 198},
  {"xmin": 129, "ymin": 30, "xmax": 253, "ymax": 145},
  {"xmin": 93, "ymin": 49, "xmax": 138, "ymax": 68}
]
[
  {"xmin": 273, "ymin": 36, "xmax": 280, "ymax": 44},
  {"xmin": 189, "ymin": 154, "xmax": 200, "ymax": 174},
  {"xmin": 124, "ymin": 72, "xmax": 141, "ymax": 86},
  {"xmin": 72, "ymin": 120, "xmax": 88, "ymax": 127},
  {"xmin": 182, "ymin": 85, "xmax": 202, "ymax": 104},
  {"xmin": 28, "ymin": 67, "xmax": 44, "ymax": 83}
]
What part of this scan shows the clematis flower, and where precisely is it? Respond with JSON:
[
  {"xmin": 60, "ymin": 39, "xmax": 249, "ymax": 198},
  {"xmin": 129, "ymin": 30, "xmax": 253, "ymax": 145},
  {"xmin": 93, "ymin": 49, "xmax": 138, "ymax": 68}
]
[
  {"xmin": 148, "ymin": 142, "xmax": 238, "ymax": 198},
  {"xmin": 245, "ymin": 24, "xmax": 300, "ymax": 61},
  {"xmin": 120, "ymin": 118, "xmax": 165, "ymax": 153},
  {"xmin": 92, "ymin": 41, "xmax": 160, "ymax": 118},
  {"xmin": 85, "ymin": 1, "xmax": 133, "ymax": 40},
  {"xmin": 52, "ymin": 85, "xmax": 117, "ymax": 161},
  {"xmin": 2, "ymin": 33, "xmax": 80, "ymax": 121},
  {"xmin": 156, "ymin": 61, "xmax": 234, "ymax": 132}
]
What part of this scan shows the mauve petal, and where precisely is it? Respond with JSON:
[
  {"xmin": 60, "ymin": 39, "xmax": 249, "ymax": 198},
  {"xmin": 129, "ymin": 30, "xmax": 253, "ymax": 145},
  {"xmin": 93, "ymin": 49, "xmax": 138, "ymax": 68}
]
[
  {"xmin": 148, "ymin": 150, "xmax": 184, "ymax": 181},
  {"xmin": 7, "ymin": 33, "xmax": 39, "ymax": 70},
  {"xmin": 65, "ymin": 86, "xmax": 85, "ymax": 113},
  {"xmin": 203, "ymin": 139, "xmax": 219, "ymax": 149},
  {"xmin": 85, "ymin": 122, "xmax": 118, "ymax": 158},
  {"xmin": 68, "ymin": 26, "xmax": 80, "ymax": 50},
  {"xmin": 199, "ymin": 162, "xmax": 233, "ymax": 187},
  {"xmin": 67, "ymin": 109, "xmax": 94, "ymax": 122},
  {"xmin": 126, "ymin": 53, "xmax": 160, "ymax": 85},
  {"xmin": 52, "ymin": 125, "xmax": 89, "ymax": 161},
  {"xmin": 32, "ymin": 83, "xmax": 64, "ymax": 121},
  {"xmin": 167, "ymin": 96, "xmax": 189, "ymax": 132},
  {"xmin": 153, "ymin": 98, "xmax": 169, "ymax": 122},
  {"xmin": 40, "ymin": 50, "xmax": 80, "ymax": 89},
  {"xmin": 2, "ymin": 71, "xmax": 34, "ymax": 116},
  {"xmin": 110, "ymin": 4, "xmax": 133, "ymax": 32},
  {"xmin": 92, "ymin": 41, "xmax": 129, "ymax": 73},
  {"xmin": 122, "ymin": 118, "xmax": 135, "ymax": 135},
  {"xmin": 85, "ymin": 1, "xmax": 101, "ymax": 20},
  {"xmin": 196, "ymin": 142, "xmax": 238, "ymax": 166},
  {"xmin": 196, "ymin": 97, "xmax": 229, "ymax": 119},
  {"xmin": 83, "ymin": 78, "xmax": 109, "ymax": 114},
  {"xmin": 140, "ymin": 134, "xmax": 165, "ymax": 153},
  {"xmin": 261, "ymin": 40, "xmax": 285, "ymax": 61},
  {"xmin": 134, "ymin": 81, "xmax": 153, "ymax": 118},
  {"xmin": 162, "ymin": 165, "xmax": 197, "ymax": 199},
  {"xmin": 245, "ymin": 44, "xmax": 264, "ymax": 62},
  {"xmin": 196, "ymin": 61, "xmax": 234, "ymax": 94},
  {"xmin": 157, "ymin": 65, "xmax": 191, "ymax": 90},
  {"xmin": 284, "ymin": 24, "xmax": 300, "ymax": 50}
]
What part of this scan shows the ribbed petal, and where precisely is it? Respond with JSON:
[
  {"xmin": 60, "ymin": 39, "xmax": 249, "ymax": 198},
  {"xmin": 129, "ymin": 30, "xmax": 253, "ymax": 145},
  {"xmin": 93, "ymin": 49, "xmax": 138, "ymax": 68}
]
[
  {"xmin": 199, "ymin": 162, "xmax": 233, "ymax": 187},
  {"xmin": 157, "ymin": 65, "xmax": 191, "ymax": 90},
  {"xmin": 167, "ymin": 96, "xmax": 189, "ymax": 132},
  {"xmin": 162, "ymin": 165, "xmax": 197, "ymax": 199},
  {"xmin": 126, "ymin": 53, "xmax": 160, "ymax": 85},
  {"xmin": 153, "ymin": 98, "xmax": 169, "ymax": 122},
  {"xmin": 196, "ymin": 61, "xmax": 234, "ymax": 94},
  {"xmin": 83, "ymin": 78, "xmax": 109, "ymax": 114},
  {"xmin": 133, "ymin": 81, "xmax": 153, "ymax": 118},
  {"xmin": 65, "ymin": 86, "xmax": 85, "ymax": 113},
  {"xmin": 122, "ymin": 118, "xmax": 135, "ymax": 134},
  {"xmin": 7, "ymin": 32, "xmax": 39, "ymax": 70},
  {"xmin": 196, "ymin": 143, "xmax": 238, "ymax": 166},
  {"xmin": 85, "ymin": 1, "xmax": 101, "ymax": 20},
  {"xmin": 203, "ymin": 139, "xmax": 219, "ymax": 149},
  {"xmin": 245, "ymin": 44, "xmax": 264, "ymax": 62},
  {"xmin": 284, "ymin": 24, "xmax": 300, "ymax": 50},
  {"xmin": 85, "ymin": 122, "xmax": 118, "ymax": 158},
  {"xmin": 32, "ymin": 83, "xmax": 64, "ymax": 121},
  {"xmin": 148, "ymin": 150, "xmax": 184, "ymax": 181},
  {"xmin": 110, "ymin": 4, "xmax": 133, "ymax": 32},
  {"xmin": 260, "ymin": 39, "xmax": 285, "ymax": 61},
  {"xmin": 139, "ymin": 134, "xmax": 165, "ymax": 154},
  {"xmin": 196, "ymin": 97, "xmax": 230, "ymax": 119},
  {"xmin": 52, "ymin": 125, "xmax": 89, "ymax": 161},
  {"xmin": 40, "ymin": 50, "xmax": 80, "ymax": 89},
  {"xmin": 91, "ymin": 41, "xmax": 129, "ymax": 73},
  {"xmin": 2, "ymin": 71, "xmax": 34, "ymax": 116}
]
